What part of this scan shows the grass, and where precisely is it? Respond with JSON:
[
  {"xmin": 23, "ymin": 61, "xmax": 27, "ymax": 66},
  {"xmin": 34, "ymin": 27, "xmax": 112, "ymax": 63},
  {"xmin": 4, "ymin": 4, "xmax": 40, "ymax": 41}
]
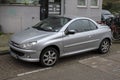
[
  {"xmin": 0, "ymin": 32, "xmax": 3, "ymax": 36},
  {"xmin": 0, "ymin": 33, "xmax": 12, "ymax": 47}
]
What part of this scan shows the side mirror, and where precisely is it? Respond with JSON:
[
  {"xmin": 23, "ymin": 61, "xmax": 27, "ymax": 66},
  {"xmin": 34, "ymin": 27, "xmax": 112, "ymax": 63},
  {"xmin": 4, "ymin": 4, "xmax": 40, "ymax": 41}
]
[{"xmin": 65, "ymin": 30, "xmax": 76, "ymax": 35}]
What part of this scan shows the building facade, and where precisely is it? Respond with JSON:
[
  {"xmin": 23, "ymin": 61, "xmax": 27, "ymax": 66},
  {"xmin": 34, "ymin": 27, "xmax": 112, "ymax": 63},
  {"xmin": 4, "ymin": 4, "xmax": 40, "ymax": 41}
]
[{"xmin": 0, "ymin": 0, "xmax": 103, "ymax": 33}]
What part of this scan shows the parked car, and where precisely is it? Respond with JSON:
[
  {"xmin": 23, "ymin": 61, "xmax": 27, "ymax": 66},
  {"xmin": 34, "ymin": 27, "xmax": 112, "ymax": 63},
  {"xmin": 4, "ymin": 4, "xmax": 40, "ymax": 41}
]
[
  {"xmin": 9, "ymin": 16, "xmax": 112, "ymax": 67},
  {"xmin": 101, "ymin": 9, "xmax": 114, "ymax": 21}
]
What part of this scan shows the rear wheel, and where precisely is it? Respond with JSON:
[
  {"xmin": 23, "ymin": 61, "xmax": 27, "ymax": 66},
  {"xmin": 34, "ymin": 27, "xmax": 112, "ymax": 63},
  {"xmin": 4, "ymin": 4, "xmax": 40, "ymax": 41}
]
[
  {"xmin": 98, "ymin": 39, "xmax": 110, "ymax": 54},
  {"xmin": 40, "ymin": 47, "xmax": 59, "ymax": 67}
]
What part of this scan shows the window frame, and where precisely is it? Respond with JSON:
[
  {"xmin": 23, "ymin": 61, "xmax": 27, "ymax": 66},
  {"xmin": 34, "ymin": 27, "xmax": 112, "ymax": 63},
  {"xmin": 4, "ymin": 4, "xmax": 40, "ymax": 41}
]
[
  {"xmin": 77, "ymin": 0, "xmax": 88, "ymax": 8},
  {"xmin": 90, "ymin": 0, "xmax": 99, "ymax": 8},
  {"xmin": 65, "ymin": 19, "xmax": 98, "ymax": 34}
]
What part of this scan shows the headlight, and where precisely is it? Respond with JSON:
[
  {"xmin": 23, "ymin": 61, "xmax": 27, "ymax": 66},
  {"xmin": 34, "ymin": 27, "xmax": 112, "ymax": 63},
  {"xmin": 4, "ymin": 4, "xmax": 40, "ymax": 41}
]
[{"xmin": 20, "ymin": 41, "xmax": 37, "ymax": 49}]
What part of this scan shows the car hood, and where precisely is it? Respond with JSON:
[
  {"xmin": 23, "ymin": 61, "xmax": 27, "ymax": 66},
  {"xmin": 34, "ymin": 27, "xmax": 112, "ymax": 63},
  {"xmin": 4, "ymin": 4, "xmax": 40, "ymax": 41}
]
[
  {"xmin": 103, "ymin": 14, "xmax": 114, "ymax": 20},
  {"xmin": 10, "ymin": 28, "xmax": 55, "ymax": 44}
]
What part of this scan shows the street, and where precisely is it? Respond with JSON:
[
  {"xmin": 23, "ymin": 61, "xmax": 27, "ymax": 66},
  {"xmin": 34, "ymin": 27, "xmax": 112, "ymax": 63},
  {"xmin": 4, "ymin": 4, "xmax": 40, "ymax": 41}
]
[{"xmin": 0, "ymin": 44, "xmax": 120, "ymax": 80}]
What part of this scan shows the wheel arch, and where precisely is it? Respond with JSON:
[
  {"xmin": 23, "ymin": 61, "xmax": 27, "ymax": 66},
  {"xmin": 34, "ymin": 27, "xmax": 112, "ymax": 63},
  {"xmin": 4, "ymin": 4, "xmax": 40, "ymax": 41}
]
[
  {"xmin": 102, "ymin": 37, "xmax": 112, "ymax": 45},
  {"xmin": 98, "ymin": 37, "xmax": 111, "ymax": 54},
  {"xmin": 40, "ymin": 45, "xmax": 60, "ymax": 57}
]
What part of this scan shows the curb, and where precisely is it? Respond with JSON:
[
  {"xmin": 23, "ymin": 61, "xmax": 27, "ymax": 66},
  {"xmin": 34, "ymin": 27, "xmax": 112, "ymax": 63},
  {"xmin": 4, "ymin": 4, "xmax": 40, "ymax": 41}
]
[
  {"xmin": 0, "ymin": 46, "xmax": 9, "ymax": 55},
  {"xmin": 112, "ymin": 41, "xmax": 120, "ymax": 44},
  {"xmin": 0, "ymin": 50, "xmax": 9, "ymax": 55}
]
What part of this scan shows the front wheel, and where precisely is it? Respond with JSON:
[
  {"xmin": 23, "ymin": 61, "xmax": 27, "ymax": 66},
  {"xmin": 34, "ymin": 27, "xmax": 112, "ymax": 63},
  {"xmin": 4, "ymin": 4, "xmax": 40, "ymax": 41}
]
[
  {"xmin": 98, "ymin": 39, "xmax": 110, "ymax": 54},
  {"xmin": 40, "ymin": 47, "xmax": 59, "ymax": 67}
]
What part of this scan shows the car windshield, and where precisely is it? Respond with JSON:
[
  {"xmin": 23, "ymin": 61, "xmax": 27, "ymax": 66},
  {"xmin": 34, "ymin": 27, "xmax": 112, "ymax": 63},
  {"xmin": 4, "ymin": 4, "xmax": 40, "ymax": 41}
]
[
  {"xmin": 33, "ymin": 17, "xmax": 71, "ymax": 32},
  {"xmin": 102, "ymin": 10, "xmax": 111, "ymax": 15}
]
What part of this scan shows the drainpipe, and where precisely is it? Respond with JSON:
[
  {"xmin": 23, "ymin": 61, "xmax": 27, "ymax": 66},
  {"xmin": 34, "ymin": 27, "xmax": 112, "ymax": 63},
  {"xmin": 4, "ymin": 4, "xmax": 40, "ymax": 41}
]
[{"xmin": 61, "ymin": 0, "xmax": 65, "ymax": 16}]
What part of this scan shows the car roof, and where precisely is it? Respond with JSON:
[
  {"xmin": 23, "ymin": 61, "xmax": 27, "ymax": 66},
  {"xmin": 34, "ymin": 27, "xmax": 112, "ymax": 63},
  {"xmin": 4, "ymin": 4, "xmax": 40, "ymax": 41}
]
[{"xmin": 102, "ymin": 10, "xmax": 111, "ymax": 15}]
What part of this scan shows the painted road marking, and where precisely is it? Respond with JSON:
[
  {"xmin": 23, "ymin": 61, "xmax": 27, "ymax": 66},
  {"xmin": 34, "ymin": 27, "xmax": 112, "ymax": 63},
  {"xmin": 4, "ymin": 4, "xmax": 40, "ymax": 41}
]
[
  {"xmin": 78, "ymin": 57, "xmax": 120, "ymax": 76},
  {"xmin": 117, "ymin": 51, "xmax": 120, "ymax": 53},
  {"xmin": 17, "ymin": 67, "xmax": 52, "ymax": 77}
]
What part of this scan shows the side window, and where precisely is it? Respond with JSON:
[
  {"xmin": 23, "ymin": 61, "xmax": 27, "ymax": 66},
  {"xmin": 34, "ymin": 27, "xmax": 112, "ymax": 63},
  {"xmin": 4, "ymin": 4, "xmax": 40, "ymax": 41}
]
[
  {"xmin": 80, "ymin": 20, "xmax": 90, "ymax": 31},
  {"xmin": 80, "ymin": 19, "xmax": 97, "ymax": 31},
  {"xmin": 89, "ymin": 20, "xmax": 97, "ymax": 30},
  {"xmin": 67, "ymin": 19, "xmax": 97, "ymax": 33},
  {"xmin": 67, "ymin": 20, "xmax": 83, "ymax": 32}
]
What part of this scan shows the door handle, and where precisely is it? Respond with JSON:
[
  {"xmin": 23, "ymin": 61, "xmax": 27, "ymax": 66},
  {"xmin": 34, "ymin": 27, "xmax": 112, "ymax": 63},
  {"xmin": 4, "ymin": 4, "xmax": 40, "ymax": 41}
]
[{"xmin": 89, "ymin": 35, "xmax": 92, "ymax": 38}]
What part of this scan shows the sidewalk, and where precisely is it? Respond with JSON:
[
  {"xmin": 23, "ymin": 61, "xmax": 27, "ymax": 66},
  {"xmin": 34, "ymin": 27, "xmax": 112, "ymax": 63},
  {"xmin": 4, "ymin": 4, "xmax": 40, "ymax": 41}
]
[{"xmin": 0, "ymin": 34, "xmax": 11, "ymax": 55}]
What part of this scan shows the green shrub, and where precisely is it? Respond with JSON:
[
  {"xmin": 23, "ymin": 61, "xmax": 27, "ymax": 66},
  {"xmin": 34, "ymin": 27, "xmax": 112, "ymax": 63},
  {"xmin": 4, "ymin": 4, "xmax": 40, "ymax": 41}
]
[{"xmin": 0, "ymin": 32, "xmax": 3, "ymax": 35}]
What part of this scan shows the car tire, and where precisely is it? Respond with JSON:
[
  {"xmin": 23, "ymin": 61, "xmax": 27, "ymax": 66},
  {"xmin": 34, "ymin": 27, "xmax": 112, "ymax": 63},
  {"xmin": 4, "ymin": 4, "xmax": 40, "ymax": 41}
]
[
  {"xmin": 40, "ymin": 47, "xmax": 59, "ymax": 67},
  {"xmin": 98, "ymin": 39, "xmax": 110, "ymax": 54}
]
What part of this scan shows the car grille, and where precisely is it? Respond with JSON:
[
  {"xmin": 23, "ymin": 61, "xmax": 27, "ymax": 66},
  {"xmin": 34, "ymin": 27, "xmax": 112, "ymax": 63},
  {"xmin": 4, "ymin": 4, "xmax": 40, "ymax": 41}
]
[
  {"xmin": 10, "ymin": 48, "xmax": 24, "ymax": 56},
  {"xmin": 10, "ymin": 41, "xmax": 20, "ymax": 48}
]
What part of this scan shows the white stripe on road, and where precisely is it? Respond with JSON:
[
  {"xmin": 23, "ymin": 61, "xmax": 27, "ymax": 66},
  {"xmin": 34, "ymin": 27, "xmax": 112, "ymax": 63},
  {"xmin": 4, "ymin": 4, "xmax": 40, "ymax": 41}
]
[
  {"xmin": 117, "ymin": 51, "xmax": 120, "ymax": 53},
  {"xmin": 17, "ymin": 67, "xmax": 52, "ymax": 77}
]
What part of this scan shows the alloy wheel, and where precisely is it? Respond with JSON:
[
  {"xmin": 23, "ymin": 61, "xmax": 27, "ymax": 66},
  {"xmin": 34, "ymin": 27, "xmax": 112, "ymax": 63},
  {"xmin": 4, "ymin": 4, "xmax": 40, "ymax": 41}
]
[
  {"xmin": 40, "ymin": 47, "xmax": 58, "ymax": 67},
  {"xmin": 99, "ymin": 39, "xmax": 110, "ymax": 54}
]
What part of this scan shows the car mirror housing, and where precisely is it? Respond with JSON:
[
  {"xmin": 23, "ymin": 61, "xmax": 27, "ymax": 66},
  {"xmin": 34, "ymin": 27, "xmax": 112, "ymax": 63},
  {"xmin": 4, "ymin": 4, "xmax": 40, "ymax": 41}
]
[{"xmin": 65, "ymin": 30, "xmax": 76, "ymax": 35}]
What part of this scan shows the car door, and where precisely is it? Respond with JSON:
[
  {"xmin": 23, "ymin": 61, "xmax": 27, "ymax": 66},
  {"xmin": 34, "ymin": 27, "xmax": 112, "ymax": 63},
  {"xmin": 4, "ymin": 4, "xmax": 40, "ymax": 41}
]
[
  {"xmin": 86, "ymin": 20, "xmax": 101, "ymax": 48},
  {"xmin": 63, "ymin": 19, "xmax": 100, "ymax": 55}
]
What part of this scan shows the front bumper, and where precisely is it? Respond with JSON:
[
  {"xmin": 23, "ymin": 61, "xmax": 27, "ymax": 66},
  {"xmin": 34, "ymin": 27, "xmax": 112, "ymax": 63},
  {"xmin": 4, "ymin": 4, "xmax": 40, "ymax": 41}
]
[{"xmin": 9, "ymin": 44, "xmax": 40, "ymax": 62}]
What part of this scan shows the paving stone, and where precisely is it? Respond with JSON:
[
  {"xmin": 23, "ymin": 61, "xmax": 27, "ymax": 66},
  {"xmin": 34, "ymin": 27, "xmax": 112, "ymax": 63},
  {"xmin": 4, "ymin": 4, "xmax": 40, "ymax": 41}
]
[
  {"xmin": 107, "ymin": 54, "xmax": 120, "ymax": 62},
  {"xmin": 79, "ymin": 57, "xmax": 120, "ymax": 77}
]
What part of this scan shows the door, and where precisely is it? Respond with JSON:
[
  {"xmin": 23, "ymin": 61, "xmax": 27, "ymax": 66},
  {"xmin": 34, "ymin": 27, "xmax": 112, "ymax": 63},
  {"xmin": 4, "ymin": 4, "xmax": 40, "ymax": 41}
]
[
  {"xmin": 63, "ymin": 19, "xmax": 99, "ymax": 55},
  {"xmin": 40, "ymin": 0, "xmax": 48, "ymax": 20}
]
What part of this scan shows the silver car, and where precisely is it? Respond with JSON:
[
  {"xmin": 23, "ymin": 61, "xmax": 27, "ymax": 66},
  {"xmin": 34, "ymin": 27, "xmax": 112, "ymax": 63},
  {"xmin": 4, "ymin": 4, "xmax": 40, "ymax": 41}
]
[{"xmin": 9, "ymin": 16, "xmax": 112, "ymax": 67}]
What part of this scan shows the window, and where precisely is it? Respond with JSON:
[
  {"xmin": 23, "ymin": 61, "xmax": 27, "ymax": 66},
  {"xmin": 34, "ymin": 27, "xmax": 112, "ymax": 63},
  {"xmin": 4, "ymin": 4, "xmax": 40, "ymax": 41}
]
[
  {"xmin": 0, "ymin": 0, "xmax": 39, "ymax": 5},
  {"xmin": 49, "ymin": 0, "xmax": 55, "ymax": 2},
  {"xmin": 16, "ymin": 0, "xmax": 33, "ymax": 3},
  {"xmin": 89, "ymin": 20, "xmax": 97, "ymax": 30},
  {"xmin": 67, "ymin": 19, "xmax": 97, "ymax": 33},
  {"xmin": 77, "ymin": 0, "xmax": 87, "ymax": 7},
  {"xmin": 80, "ymin": 20, "xmax": 91, "ymax": 31},
  {"xmin": 68, "ymin": 20, "xmax": 83, "ymax": 32},
  {"xmin": 90, "ymin": 0, "xmax": 99, "ymax": 8},
  {"xmin": 68, "ymin": 19, "xmax": 90, "ymax": 33},
  {"xmin": 33, "ymin": 17, "xmax": 71, "ymax": 32}
]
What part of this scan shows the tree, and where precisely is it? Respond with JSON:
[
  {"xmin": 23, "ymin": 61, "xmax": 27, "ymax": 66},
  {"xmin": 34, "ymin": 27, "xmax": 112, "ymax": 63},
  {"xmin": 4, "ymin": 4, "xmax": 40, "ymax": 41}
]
[{"xmin": 103, "ymin": 0, "xmax": 120, "ymax": 13}]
